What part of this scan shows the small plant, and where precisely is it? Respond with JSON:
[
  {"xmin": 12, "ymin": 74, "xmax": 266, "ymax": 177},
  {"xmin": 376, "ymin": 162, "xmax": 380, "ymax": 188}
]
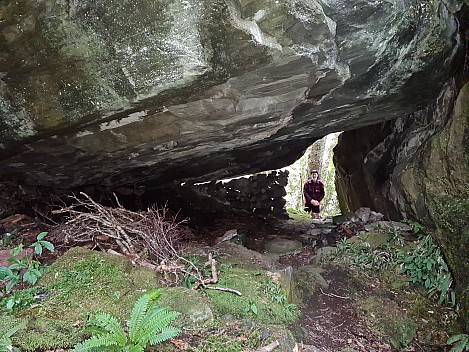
[
  {"xmin": 0, "ymin": 230, "xmax": 18, "ymax": 248},
  {"xmin": 244, "ymin": 301, "xmax": 258, "ymax": 316},
  {"xmin": 0, "ymin": 287, "xmax": 40, "ymax": 312},
  {"xmin": 258, "ymin": 278, "xmax": 287, "ymax": 305},
  {"xmin": 72, "ymin": 289, "xmax": 181, "ymax": 351},
  {"xmin": 30, "ymin": 232, "xmax": 55, "ymax": 256},
  {"xmin": 0, "ymin": 232, "xmax": 54, "ymax": 292},
  {"xmin": 447, "ymin": 333, "xmax": 469, "ymax": 352},
  {"xmin": 387, "ymin": 227, "xmax": 405, "ymax": 247},
  {"xmin": 403, "ymin": 220, "xmax": 425, "ymax": 234},
  {"xmin": 0, "ymin": 322, "xmax": 25, "ymax": 352},
  {"xmin": 399, "ymin": 235, "xmax": 456, "ymax": 306},
  {"xmin": 257, "ymin": 277, "xmax": 298, "ymax": 318},
  {"xmin": 182, "ymin": 256, "xmax": 206, "ymax": 289},
  {"xmin": 326, "ymin": 236, "xmax": 402, "ymax": 271}
]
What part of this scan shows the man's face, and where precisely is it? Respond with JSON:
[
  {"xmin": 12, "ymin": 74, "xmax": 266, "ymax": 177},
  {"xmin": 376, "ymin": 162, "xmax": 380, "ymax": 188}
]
[{"xmin": 311, "ymin": 172, "xmax": 318, "ymax": 180}]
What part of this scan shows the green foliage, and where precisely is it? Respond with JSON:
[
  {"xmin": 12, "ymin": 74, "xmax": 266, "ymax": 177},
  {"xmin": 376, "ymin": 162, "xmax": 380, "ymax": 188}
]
[
  {"xmin": 206, "ymin": 266, "xmax": 299, "ymax": 325},
  {"xmin": 257, "ymin": 278, "xmax": 298, "ymax": 318},
  {"xmin": 402, "ymin": 220, "xmax": 425, "ymax": 235},
  {"xmin": 72, "ymin": 289, "xmax": 181, "ymax": 351},
  {"xmin": 0, "ymin": 287, "xmax": 40, "ymax": 312},
  {"xmin": 399, "ymin": 235, "xmax": 456, "ymax": 306},
  {"xmin": 0, "ymin": 230, "xmax": 18, "ymax": 248},
  {"xmin": 182, "ymin": 256, "xmax": 209, "ymax": 289},
  {"xmin": 0, "ymin": 317, "xmax": 84, "ymax": 351},
  {"xmin": 326, "ymin": 236, "xmax": 403, "ymax": 271},
  {"xmin": 0, "ymin": 246, "xmax": 44, "ymax": 292},
  {"xmin": 387, "ymin": 227, "xmax": 405, "ymax": 246},
  {"xmin": 0, "ymin": 322, "xmax": 25, "ymax": 352},
  {"xmin": 328, "ymin": 231, "xmax": 456, "ymax": 308},
  {"xmin": 30, "ymin": 232, "xmax": 55, "ymax": 256},
  {"xmin": 262, "ymin": 278, "xmax": 297, "ymax": 317},
  {"xmin": 286, "ymin": 208, "xmax": 310, "ymax": 220},
  {"xmin": 244, "ymin": 300, "xmax": 258, "ymax": 316},
  {"xmin": 447, "ymin": 334, "xmax": 469, "ymax": 352},
  {"xmin": 0, "ymin": 232, "xmax": 54, "ymax": 292}
]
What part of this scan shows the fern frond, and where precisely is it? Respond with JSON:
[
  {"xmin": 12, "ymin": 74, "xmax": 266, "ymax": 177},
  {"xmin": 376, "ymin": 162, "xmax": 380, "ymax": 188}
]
[
  {"xmin": 148, "ymin": 326, "xmax": 182, "ymax": 345},
  {"xmin": 135, "ymin": 309, "xmax": 181, "ymax": 344},
  {"xmin": 131, "ymin": 306, "xmax": 169, "ymax": 342},
  {"xmin": 71, "ymin": 340, "xmax": 90, "ymax": 352},
  {"xmin": 83, "ymin": 325, "xmax": 108, "ymax": 336},
  {"xmin": 72, "ymin": 334, "xmax": 121, "ymax": 352},
  {"xmin": 128, "ymin": 289, "xmax": 161, "ymax": 341},
  {"xmin": 127, "ymin": 345, "xmax": 145, "ymax": 352},
  {"xmin": 130, "ymin": 306, "xmax": 167, "ymax": 342},
  {"xmin": 89, "ymin": 313, "xmax": 126, "ymax": 345}
]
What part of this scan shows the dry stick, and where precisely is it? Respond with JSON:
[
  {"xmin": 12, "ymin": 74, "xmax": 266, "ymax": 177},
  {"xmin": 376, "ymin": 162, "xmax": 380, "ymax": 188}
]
[
  {"xmin": 255, "ymin": 341, "xmax": 280, "ymax": 352},
  {"xmin": 203, "ymin": 286, "xmax": 242, "ymax": 296},
  {"xmin": 190, "ymin": 253, "xmax": 242, "ymax": 295},
  {"xmin": 319, "ymin": 287, "xmax": 350, "ymax": 299}
]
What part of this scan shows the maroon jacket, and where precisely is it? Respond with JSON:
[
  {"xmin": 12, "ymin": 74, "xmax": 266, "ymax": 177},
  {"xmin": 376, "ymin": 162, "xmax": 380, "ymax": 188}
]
[{"xmin": 303, "ymin": 179, "xmax": 325, "ymax": 206}]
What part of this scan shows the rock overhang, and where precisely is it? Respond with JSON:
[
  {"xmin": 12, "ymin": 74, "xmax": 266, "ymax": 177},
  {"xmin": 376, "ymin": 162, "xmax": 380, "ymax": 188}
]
[{"xmin": 0, "ymin": 0, "xmax": 463, "ymax": 189}]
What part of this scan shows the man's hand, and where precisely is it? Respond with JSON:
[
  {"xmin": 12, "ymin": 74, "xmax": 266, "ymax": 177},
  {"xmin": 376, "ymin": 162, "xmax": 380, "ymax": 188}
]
[{"xmin": 310, "ymin": 199, "xmax": 319, "ymax": 206}]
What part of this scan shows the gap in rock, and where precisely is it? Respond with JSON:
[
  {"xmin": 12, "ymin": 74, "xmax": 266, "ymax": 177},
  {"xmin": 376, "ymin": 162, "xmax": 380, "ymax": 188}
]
[{"xmin": 284, "ymin": 132, "xmax": 341, "ymax": 219}]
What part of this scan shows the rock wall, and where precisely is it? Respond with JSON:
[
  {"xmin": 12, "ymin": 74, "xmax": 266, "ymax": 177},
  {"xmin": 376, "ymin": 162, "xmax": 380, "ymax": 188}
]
[
  {"xmin": 190, "ymin": 170, "xmax": 289, "ymax": 217},
  {"xmin": 0, "ymin": 0, "xmax": 461, "ymax": 189},
  {"xmin": 334, "ymin": 78, "xmax": 469, "ymax": 326}
]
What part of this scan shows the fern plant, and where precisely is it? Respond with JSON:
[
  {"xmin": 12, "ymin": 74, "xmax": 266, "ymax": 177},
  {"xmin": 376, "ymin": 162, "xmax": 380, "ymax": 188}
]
[
  {"xmin": 0, "ymin": 322, "xmax": 25, "ymax": 352},
  {"xmin": 72, "ymin": 289, "xmax": 181, "ymax": 351},
  {"xmin": 448, "ymin": 333, "xmax": 469, "ymax": 352}
]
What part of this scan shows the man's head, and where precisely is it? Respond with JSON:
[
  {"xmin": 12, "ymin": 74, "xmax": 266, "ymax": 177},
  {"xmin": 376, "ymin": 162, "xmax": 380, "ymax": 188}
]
[{"xmin": 311, "ymin": 170, "xmax": 319, "ymax": 180}]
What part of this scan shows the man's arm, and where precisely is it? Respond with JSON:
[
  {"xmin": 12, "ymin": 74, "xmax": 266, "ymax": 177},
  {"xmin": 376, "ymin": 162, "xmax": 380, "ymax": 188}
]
[
  {"xmin": 303, "ymin": 183, "xmax": 312, "ymax": 204},
  {"xmin": 317, "ymin": 181, "xmax": 325, "ymax": 202}
]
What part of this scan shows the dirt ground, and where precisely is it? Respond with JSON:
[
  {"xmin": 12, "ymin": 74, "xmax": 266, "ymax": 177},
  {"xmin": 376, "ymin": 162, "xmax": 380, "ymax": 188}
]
[{"xmin": 188, "ymin": 212, "xmax": 452, "ymax": 352}]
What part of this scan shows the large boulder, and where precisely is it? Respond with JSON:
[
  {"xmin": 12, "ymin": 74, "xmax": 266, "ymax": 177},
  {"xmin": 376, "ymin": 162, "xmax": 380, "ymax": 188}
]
[
  {"xmin": 334, "ymin": 80, "xmax": 469, "ymax": 325},
  {"xmin": 0, "ymin": 0, "xmax": 461, "ymax": 188}
]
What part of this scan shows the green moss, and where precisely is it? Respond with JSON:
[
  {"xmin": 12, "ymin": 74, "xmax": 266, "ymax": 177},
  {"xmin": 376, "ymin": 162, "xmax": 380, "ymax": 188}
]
[
  {"xmin": 0, "ymin": 247, "xmax": 158, "ymax": 351},
  {"xmin": 36, "ymin": 247, "xmax": 156, "ymax": 321},
  {"xmin": 195, "ymin": 327, "xmax": 262, "ymax": 352},
  {"xmin": 293, "ymin": 266, "xmax": 328, "ymax": 299},
  {"xmin": 430, "ymin": 195, "xmax": 469, "ymax": 234},
  {"xmin": 159, "ymin": 287, "xmax": 213, "ymax": 324},
  {"xmin": 204, "ymin": 265, "xmax": 299, "ymax": 325},
  {"xmin": 0, "ymin": 315, "xmax": 84, "ymax": 351},
  {"xmin": 403, "ymin": 292, "xmax": 460, "ymax": 345},
  {"xmin": 358, "ymin": 296, "xmax": 418, "ymax": 349}
]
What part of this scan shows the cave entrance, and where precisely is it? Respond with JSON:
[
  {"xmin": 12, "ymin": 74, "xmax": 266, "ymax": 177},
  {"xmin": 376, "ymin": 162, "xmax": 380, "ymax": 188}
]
[
  {"xmin": 283, "ymin": 132, "xmax": 341, "ymax": 218},
  {"xmin": 179, "ymin": 132, "xmax": 341, "ymax": 223}
]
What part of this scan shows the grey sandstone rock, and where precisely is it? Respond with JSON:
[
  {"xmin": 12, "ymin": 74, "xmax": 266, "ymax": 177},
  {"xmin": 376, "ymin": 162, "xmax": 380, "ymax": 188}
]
[{"xmin": 0, "ymin": 0, "xmax": 460, "ymax": 189}]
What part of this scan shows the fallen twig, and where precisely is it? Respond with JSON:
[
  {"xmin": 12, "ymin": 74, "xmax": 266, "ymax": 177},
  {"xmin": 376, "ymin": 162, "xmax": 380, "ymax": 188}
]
[
  {"xmin": 255, "ymin": 341, "xmax": 279, "ymax": 352},
  {"xmin": 319, "ymin": 287, "xmax": 350, "ymax": 299},
  {"xmin": 203, "ymin": 286, "xmax": 242, "ymax": 296},
  {"xmin": 193, "ymin": 253, "xmax": 218, "ymax": 289}
]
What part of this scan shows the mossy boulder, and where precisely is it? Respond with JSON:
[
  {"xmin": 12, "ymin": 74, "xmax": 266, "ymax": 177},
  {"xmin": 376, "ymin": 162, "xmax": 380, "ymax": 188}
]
[
  {"xmin": 0, "ymin": 243, "xmax": 302, "ymax": 351},
  {"xmin": 0, "ymin": 246, "xmax": 158, "ymax": 350},
  {"xmin": 398, "ymin": 83, "xmax": 469, "ymax": 326}
]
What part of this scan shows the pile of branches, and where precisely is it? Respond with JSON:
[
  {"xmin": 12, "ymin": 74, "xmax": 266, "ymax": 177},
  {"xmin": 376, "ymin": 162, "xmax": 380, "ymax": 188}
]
[
  {"xmin": 52, "ymin": 192, "xmax": 191, "ymax": 262},
  {"xmin": 52, "ymin": 193, "xmax": 242, "ymax": 295}
]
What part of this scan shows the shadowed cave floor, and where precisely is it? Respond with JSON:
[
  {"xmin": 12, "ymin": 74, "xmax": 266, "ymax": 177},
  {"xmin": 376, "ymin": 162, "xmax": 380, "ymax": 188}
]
[
  {"xmin": 0, "ymin": 208, "xmax": 456, "ymax": 352},
  {"xmin": 187, "ymin": 211, "xmax": 453, "ymax": 352}
]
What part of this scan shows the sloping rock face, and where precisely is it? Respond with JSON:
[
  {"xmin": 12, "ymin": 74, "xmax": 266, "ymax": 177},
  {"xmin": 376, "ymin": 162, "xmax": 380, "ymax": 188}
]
[
  {"xmin": 334, "ymin": 79, "xmax": 469, "ymax": 325},
  {"xmin": 0, "ymin": 0, "xmax": 461, "ymax": 188}
]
